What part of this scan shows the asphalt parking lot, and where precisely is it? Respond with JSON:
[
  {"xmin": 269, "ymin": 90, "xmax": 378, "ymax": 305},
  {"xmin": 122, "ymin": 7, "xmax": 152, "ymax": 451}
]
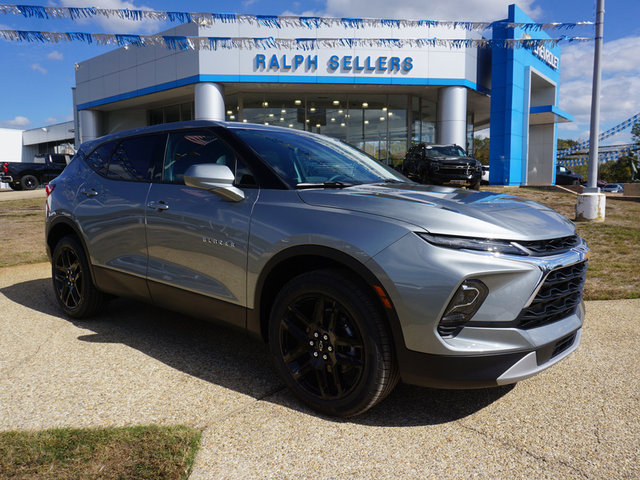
[{"xmin": 1, "ymin": 262, "xmax": 638, "ymax": 479}]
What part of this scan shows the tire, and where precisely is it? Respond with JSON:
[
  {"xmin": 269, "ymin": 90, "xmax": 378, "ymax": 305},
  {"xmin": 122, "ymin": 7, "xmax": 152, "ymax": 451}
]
[
  {"xmin": 51, "ymin": 235, "xmax": 104, "ymax": 319},
  {"xmin": 8, "ymin": 183, "xmax": 22, "ymax": 191},
  {"xmin": 269, "ymin": 269, "xmax": 398, "ymax": 417},
  {"xmin": 21, "ymin": 175, "xmax": 39, "ymax": 190},
  {"xmin": 470, "ymin": 181, "xmax": 481, "ymax": 191}
]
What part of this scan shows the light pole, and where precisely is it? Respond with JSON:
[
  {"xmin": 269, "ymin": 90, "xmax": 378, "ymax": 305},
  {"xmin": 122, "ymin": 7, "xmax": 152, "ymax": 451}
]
[{"xmin": 576, "ymin": 0, "xmax": 606, "ymax": 221}]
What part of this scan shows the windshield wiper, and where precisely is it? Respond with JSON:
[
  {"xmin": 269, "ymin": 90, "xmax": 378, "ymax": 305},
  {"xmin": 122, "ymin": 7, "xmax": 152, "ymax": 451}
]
[{"xmin": 295, "ymin": 181, "xmax": 354, "ymax": 189}]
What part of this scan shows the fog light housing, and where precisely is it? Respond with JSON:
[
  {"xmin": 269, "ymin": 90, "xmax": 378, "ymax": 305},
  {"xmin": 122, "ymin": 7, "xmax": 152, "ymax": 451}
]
[{"xmin": 438, "ymin": 279, "xmax": 488, "ymax": 338}]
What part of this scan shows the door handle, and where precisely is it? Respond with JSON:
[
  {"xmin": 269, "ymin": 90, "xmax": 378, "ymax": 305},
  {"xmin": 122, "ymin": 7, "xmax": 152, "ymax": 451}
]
[
  {"xmin": 81, "ymin": 188, "xmax": 98, "ymax": 197},
  {"xmin": 147, "ymin": 201, "xmax": 169, "ymax": 211}
]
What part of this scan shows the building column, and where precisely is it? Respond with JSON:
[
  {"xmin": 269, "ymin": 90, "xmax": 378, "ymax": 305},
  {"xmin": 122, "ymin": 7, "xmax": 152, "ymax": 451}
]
[
  {"xmin": 437, "ymin": 86, "xmax": 468, "ymax": 148},
  {"xmin": 78, "ymin": 110, "xmax": 100, "ymax": 143},
  {"xmin": 195, "ymin": 83, "xmax": 225, "ymax": 121}
]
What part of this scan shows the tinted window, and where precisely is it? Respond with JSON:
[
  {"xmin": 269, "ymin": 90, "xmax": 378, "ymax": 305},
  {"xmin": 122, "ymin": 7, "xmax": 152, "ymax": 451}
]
[
  {"xmin": 51, "ymin": 155, "xmax": 68, "ymax": 165},
  {"xmin": 163, "ymin": 130, "xmax": 252, "ymax": 186},
  {"xmin": 85, "ymin": 141, "xmax": 117, "ymax": 177},
  {"xmin": 108, "ymin": 135, "xmax": 164, "ymax": 182}
]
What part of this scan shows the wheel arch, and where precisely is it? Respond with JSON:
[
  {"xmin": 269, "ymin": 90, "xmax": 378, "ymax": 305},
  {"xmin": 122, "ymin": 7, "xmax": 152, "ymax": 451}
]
[
  {"xmin": 248, "ymin": 245, "xmax": 406, "ymax": 354},
  {"xmin": 46, "ymin": 217, "xmax": 98, "ymax": 285}
]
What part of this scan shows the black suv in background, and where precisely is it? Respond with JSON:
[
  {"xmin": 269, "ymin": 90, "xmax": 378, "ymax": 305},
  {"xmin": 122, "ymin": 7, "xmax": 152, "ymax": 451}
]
[
  {"xmin": 555, "ymin": 165, "xmax": 584, "ymax": 186},
  {"xmin": 402, "ymin": 143, "xmax": 482, "ymax": 190}
]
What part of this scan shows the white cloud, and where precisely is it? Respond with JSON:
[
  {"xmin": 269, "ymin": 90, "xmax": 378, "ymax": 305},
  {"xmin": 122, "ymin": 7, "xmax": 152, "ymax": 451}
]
[
  {"xmin": 31, "ymin": 63, "xmax": 47, "ymax": 74},
  {"xmin": 1, "ymin": 116, "xmax": 31, "ymax": 128},
  {"xmin": 558, "ymin": 35, "xmax": 640, "ymax": 142},
  {"xmin": 322, "ymin": 0, "xmax": 541, "ymax": 21},
  {"xmin": 45, "ymin": 117, "xmax": 58, "ymax": 124},
  {"xmin": 47, "ymin": 50, "xmax": 64, "ymax": 60},
  {"xmin": 57, "ymin": 0, "xmax": 162, "ymax": 34}
]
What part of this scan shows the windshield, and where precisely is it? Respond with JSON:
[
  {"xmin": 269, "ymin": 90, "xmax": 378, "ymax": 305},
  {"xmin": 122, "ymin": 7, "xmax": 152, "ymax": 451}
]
[
  {"xmin": 427, "ymin": 145, "xmax": 467, "ymax": 157},
  {"xmin": 233, "ymin": 127, "xmax": 407, "ymax": 187}
]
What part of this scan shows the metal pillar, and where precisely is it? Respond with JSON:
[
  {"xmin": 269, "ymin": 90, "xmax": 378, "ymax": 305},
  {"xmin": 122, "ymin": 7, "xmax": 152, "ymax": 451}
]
[
  {"xmin": 195, "ymin": 83, "xmax": 225, "ymax": 121},
  {"xmin": 576, "ymin": 0, "xmax": 606, "ymax": 221},
  {"xmin": 437, "ymin": 86, "xmax": 467, "ymax": 148}
]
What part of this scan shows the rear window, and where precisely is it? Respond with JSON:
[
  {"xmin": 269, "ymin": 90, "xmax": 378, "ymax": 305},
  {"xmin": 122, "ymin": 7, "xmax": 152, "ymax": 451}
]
[
  {"xmin": 85, "ymin": 141, "xmax": 118, "ymax": 177},
  {"xmin": 108, "ymin": 135, "xmax": 164, "ymax": 182}
]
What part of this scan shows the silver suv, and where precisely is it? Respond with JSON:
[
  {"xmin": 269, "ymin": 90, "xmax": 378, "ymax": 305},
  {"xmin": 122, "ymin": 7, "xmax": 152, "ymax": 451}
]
[{"xmin": 45, "ymin": 121, "xmax": 588, "ymax": 416}]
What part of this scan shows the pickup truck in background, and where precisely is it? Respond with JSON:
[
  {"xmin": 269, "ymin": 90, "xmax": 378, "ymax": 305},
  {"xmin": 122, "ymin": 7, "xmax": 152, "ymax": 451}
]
[{"xmin": 1, "ymin": 153, "xmax": 70, "ymax": 190}]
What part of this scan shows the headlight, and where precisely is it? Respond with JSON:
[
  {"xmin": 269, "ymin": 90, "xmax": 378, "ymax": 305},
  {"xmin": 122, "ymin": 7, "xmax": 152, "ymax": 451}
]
[{"xmin": 418, "ymin": 232, "xmax": 528, "ymax": 256}]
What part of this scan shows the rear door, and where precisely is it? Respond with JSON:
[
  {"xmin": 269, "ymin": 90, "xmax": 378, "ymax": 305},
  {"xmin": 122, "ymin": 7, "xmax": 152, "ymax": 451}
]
[
  {"xmin": 73, "ymin": 133, "xmax": 165, "ymax": 300},
  {"xmin": 145, "ymin": 128, "xmax": 259, "ymax": 327}
]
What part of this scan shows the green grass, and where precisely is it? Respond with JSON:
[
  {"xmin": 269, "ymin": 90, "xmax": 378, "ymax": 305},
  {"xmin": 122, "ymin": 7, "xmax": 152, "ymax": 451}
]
[{"xmin": 0, "ymin": 426, "xmax": 201, "ymax": 480}]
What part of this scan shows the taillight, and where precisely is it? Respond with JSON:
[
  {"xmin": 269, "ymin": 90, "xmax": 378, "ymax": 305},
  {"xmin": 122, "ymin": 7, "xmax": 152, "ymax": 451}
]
[
  {"xmin": 2, "ymin": 162, "xmax": 8, "ymax": 174},
  {"xmin": 45, "ymin": 184, "xmax": 55, "ymax": 197}
]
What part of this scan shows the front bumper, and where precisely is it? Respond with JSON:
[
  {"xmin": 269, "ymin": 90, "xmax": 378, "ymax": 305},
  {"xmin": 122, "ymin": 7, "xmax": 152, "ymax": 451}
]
[{"xmin": 398, "ymin": 302, "xmax": 583, "ymax": 388}]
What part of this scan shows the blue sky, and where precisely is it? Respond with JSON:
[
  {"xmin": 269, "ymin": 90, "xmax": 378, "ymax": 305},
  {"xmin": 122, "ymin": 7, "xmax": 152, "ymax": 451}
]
[{"xmin": 0, "ymin": 0, "xmax": 638, "ymax": 145}]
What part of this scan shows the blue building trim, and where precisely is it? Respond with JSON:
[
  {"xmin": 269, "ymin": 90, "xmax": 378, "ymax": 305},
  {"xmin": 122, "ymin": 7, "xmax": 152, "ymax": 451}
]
[
  {"xmin": 77, "ymin": 74, "xmax": 486, "ymax": 110},
  {"xmin": 489, "ymin": 4, "xmax": 567, "ymax": 186},
  {"xmin": 530, "ymin": 105, "xmax": 573, "ymax": 121}
]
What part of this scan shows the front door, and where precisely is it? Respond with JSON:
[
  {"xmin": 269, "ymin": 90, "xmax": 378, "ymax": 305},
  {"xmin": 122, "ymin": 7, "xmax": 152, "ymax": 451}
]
[{"xmin": 145, "ymin": 129, "xmax": 259, "ymax": 328}]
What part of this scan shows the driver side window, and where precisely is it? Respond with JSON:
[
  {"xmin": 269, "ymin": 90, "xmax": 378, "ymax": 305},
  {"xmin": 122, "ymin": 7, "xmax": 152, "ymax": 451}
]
[{"xmin": 162, "ymin": 130, "xmax": 255, "ymax": 187}]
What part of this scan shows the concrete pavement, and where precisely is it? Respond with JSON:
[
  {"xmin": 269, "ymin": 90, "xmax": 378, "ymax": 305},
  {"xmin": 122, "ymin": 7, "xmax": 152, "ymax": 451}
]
[{"xmin": 1, "ymin": 262, "xmax": 638, "ymax": 479}]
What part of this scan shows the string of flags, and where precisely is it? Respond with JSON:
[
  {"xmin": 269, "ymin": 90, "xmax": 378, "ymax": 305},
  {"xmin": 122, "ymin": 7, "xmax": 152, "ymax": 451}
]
[
  {"xmin": 558, "ymin": 146, "xmax": 640, "ymax": 167},
  {"xmin": 0, "ymin": 4, "xmax": 594, "ymax": 32},
  {"xmin": 557, "ymin": 113, "xmax": 640, "ymax": 158},
  {"xmin": 0, "ymin": 29, "xmax": 594, "ymax": 51}
]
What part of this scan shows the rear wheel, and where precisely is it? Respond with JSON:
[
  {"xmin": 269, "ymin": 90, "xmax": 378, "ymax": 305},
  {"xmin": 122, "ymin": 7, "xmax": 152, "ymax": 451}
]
[
  {"xmin": 52, "ymin": 236, "xmax": 104, "ymax": 318},
  {"xmin": 21, "ymin": 175, "xmax": 39, "ymax": 190},
  {"xmin": 269, "ymin": 269, "xmax": 398, "ymax": 417}
]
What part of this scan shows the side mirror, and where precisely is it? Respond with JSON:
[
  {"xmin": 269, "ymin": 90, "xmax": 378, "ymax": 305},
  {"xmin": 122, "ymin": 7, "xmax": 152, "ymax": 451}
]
[{"xmin": 184, "ymin": 164, "xmax": 245, "ymax": 202}]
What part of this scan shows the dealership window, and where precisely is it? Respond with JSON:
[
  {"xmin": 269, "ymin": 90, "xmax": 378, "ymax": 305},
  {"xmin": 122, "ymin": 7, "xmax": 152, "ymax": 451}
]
[
  {"xmin": 148, "ymin": 102, "xmax": 194, "ymax": 126},
  {"xmin": 225, "ymin": 92, "xmax": 445, "ymax": 165}
]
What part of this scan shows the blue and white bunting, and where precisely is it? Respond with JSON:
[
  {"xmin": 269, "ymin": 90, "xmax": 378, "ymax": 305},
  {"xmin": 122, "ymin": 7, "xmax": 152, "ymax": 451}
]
[
  {"xmin": 558, "ymin": 113, "xmax": 640, "ymax": 158},
  {"xmin": 0, "ymin": 4, "xmax": 594, "ymax": 31}
]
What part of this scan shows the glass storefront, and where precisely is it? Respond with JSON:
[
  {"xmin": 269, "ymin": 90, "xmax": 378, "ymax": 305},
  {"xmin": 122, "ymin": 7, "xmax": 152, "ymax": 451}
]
[{"xmin": 224, "ymin": 93, "xmax": 439, "ymax": 165}]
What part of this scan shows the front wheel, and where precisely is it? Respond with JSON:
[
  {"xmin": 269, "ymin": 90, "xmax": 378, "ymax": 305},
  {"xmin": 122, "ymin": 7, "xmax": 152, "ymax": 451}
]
[
  {"xmin": 52, "ymin": 236, "xmax": 104, "ymax": 318},
  {"xmin": 269, "ymin": 270, "xmax": 398, "ymax": 417}
]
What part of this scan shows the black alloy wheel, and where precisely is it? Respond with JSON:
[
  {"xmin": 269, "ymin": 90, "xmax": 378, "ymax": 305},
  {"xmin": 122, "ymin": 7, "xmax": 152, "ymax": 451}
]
[
  {"xmin": 52, "ymin": 236, "xmax": 104, "ymax": 318},
  {"xmin": 21, "ymin": 175, "xmax": 39, "ymax": 190},
  {"xmin": 269, "ymin": 270, "xmax": 398, "ymax": 417}
]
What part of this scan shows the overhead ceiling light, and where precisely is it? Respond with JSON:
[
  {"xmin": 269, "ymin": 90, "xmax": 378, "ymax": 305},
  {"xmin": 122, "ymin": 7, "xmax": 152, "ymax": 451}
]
[
  {"xmin": 242, "ymin": 119, "xmax": 248, "ymax": 123},
  {"xmin": 288, "ymin": 124, "xmax": 293, "ymax": 128},
  {"xmin": 338, "ymin": 110, "xmax": 343, "ymax": 114},
  {"xmin": 389, "ymin": 112, "xmax": 393, "ymax": 116},
  {"xmin": 362, "ymin": 102, "xmax": 368, "ymax": 108},
  {"xmin": 333, "ymin": 100, "xmax": 340, "ymax": 105},
  {"xmin": 305, "ymin": 119, "xmax": 310, "ymax": 123},
  {"xmin": 340, "ymin": 123, "xmax": 346, "ymax": 127},
  {"xmin": 268, "ymin": 113, "xmax": 274, "ymax": 117},
  {"xmin": 226, "ymin": 110, "xmax": 233, "ymax": 115},
  {"xmin": 281, "ymin": 109, "xmax": 286, "ymax": 113},
  {"xmin": 294, "ymin": 99, "xmax": 302, "ymax": 105},
  {"xmin": 310, "ymin": 107, "xmax": 316, "ymax": 112},
  {"xmin": 262, "ymin": 101, "xmax": 269, "ymax": 107},
  {"xmin": 230, "ymin": 115, "xmax": 235, "ymax": 120},
  {"xmin": 316, "ymin": 123, "xmax": 321, "ymax": 128},
  {"xmin": 264, "ymin": 122, "xmax": 269, "ymax": 125},
  {"xmin": 382, "ymin": 107, "xmax": 388, "ymax": 111},
  {"xmin": 280, "ymin": 117, "xmax": 284, "ymax": 121},
  {"xmin": 380, "ymin": 117, "xmax": 385, "ymax": 121},
  {"xmin": 331, "ymin": 118, "xmax": 336, "ymax": 122},
  {"xmin": 364, "ymin": 120, "xmax": 369, "ymax": 124}
]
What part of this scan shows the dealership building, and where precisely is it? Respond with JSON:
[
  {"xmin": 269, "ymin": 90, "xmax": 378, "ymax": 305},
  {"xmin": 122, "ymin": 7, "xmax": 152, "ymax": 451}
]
[{"xmin": 70, "ymin": 3, "xmax": 571, "ymax": 185}]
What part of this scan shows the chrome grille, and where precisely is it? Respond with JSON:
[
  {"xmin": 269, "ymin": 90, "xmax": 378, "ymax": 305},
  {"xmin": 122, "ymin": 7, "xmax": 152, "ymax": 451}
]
[{"xmin": 516, "ymin": 261, "xmax": 587, "ymax": 329}]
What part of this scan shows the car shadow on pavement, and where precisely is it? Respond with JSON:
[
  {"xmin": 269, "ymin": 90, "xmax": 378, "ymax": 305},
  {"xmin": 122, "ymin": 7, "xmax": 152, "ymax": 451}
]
[{"xmin": 2, "ymin": 277, "xmax": 515, "ymax": 427}]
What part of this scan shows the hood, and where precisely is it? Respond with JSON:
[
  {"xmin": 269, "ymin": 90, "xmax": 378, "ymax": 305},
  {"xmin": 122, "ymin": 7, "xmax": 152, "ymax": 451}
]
[{"xmin": 297, "ymin": 183, "xmax": 576, "ymax": 241}]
